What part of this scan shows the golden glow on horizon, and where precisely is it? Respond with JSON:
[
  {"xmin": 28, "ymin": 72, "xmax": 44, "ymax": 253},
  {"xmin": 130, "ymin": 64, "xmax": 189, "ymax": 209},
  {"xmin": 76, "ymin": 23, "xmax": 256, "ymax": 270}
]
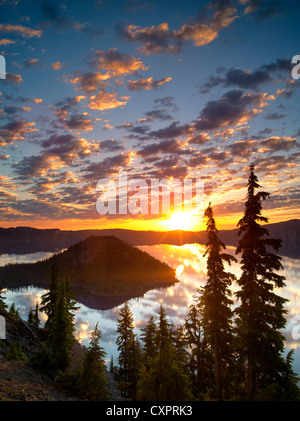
[
  {"xmin": 0, "ymin": 208, "xmax": 297, "ymax": 232},
  {"xmin": 164, "ymin": 211, "xmax": 197, "ymax": 231}
]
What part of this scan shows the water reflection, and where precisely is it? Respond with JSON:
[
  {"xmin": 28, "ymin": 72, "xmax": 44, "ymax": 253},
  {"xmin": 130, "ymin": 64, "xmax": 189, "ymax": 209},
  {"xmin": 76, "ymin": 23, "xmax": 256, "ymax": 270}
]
[{"xmin": 3, "ymin": 244, "xmax": 300, "ymax": 374}]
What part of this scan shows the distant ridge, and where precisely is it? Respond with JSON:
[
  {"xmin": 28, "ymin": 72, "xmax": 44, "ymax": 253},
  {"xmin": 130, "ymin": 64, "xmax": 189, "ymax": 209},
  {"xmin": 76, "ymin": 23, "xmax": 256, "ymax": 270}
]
[{"xmin": 0, "ymin": 219, "xmax": 299, "ymax": 259}]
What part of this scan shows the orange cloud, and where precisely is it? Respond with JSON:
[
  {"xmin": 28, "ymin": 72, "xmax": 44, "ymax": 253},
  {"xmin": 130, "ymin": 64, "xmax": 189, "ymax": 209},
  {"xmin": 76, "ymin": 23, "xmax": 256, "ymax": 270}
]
[
  {"xmin": 51, "ymin": 61, "xmax": 65, "ymax": 70},
  {"xmin": 127, "ymin": 76, "xmax": 172, "ymax": 90},
  {"xmin": 5, "ymin": 73, "xmax": 23, "ymax": 84},
  {"xmin": 0, "ymin": 120, "xmax": 37, "ymax": 147},
  {"xmin": 92, "ymin": 48, "xmax": 147, "ymax": 76},
  {"xmin": 0, "ymin": 38, "xmax": 15, "ymax": 45},
  {"xmin": 70, "ymin": 72, "xmax": 110, "ymax": 94},
  {"xmin": 0, "ymin": 24, "xmax": 42, "ymax": 38},
  {"xmin": 88, "ymin": 91, "xmax": 130, "ymax": 111},
  {"xmin": 118, "ymin": 4, "xmax": 237, "ymax": 54}
]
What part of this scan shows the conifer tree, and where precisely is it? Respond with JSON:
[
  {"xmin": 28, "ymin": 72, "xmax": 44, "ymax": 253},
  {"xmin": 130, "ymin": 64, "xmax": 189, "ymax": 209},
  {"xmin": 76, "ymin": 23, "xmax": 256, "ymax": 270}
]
[
  {"xmin": 80, "ymin": 323, "xmax": 110, "ymax": 400},
  {"xmin": 127, "ymin": 334, "xmax": 143, "ymax": 400},
  {"xmin": 235, "ymin": 164, "xmax": 290, "ymax": 400},
  {"xmin": 116, "ymin": 302, "xmax": 135, "ymax": 400},
  {"xmin": 197, "ymin": 203, "xmax": 236, "ymax": 400},
  {"xmin": 8, "ymin": 302, "xmax": 19, "ymax": 320},
  {"xmin": 140, "ymin": 315, "xmax": 157, "ymax": 368},
  {"xmin": 40, "ymin": 262, "xmax": 60, "ymax": 331},
  {"xmin": 137, "ymin": 306, "xmax": 193, "ymax": 401},
  {"xmin": 185, "ymin": 304, "xmax": 214, "ymax": 399},
  {"xmin": 34, "ymin": 302, "xmax": 40, "ymax": 328},
  {"xmin": 27, "ymin": 307, "xmax": 34, "ymax": 325},
  {"xmin": 47, "ymin": 278, "xmax": 76, "ymax": 371}
]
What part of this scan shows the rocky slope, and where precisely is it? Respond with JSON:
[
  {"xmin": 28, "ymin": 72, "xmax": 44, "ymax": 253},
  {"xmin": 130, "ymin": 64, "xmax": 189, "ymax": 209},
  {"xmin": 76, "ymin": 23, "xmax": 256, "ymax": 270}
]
[{"xmin": 0, "ymin": 308, "xmax": 121, "ymax": 401}]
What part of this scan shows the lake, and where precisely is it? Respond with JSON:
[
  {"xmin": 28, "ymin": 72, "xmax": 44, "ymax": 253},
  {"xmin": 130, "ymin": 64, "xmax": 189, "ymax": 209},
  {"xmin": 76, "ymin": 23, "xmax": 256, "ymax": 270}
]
[{"xmin": 1, "ymin": 244, "xmax": 300, "ymax": 379}]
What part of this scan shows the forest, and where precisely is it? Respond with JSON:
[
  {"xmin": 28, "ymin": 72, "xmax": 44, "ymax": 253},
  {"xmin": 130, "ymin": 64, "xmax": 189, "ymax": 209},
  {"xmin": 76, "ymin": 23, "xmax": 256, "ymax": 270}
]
[{"xmin": 0, "ymin": 164, "xmax": 299, "ymax": 401}]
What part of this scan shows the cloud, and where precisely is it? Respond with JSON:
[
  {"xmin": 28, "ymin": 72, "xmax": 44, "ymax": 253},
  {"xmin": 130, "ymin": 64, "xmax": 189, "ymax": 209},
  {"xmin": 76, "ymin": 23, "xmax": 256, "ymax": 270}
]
[
  {"xmin": 0, "ymin": 38, "xmax": 15, "ymax": 45},
  {"xmin": 5, "ymin": 73, "xmax": 23, "ymax": 84},
  {"xmin": 0, "ymin": 23, "xmax": 41, "ymax": 38},
  {"xmin": 63, "ymin": 113, "xmax": 95, "ymax": 132},
  {"xmin": 223, "ymin": 67, "xmax": 272, "ymax": 89},
  {"xmin": 82, "ymin": 152, "xmax": 132, "ymax": 180},
  {"xmin": 91, "ymin": 48, "xmax": 147, "ymax": 76},
  {"xmin": 137, "ymin": 138, "xmax": 190, "ymax": 157},
  {"xmin": 23, "ymin": 58, "xmax": 43, "ymax": 68},
  {"xmin": 200, "ymin": 57, "xmax": 293, "ymax": 93},
  {"xmin": 194, "ymin": 89, "xmax": 273, "ymax": 131},
  {"xmin": 100, "ymin": 139, "xmax": 124, "ymax": 153},
  {"xmin": 264, "ymin": 112, "xmax": 286, "ymax": 120},
  {"xmin": 117, "ymin": 1, "xmax": 238, "ymax": 54},
  {"xmin": 127, "ymin": 76, "xmax": 172, "ymax": 90},
  {"xmin": 200, "ymin": 67, "xmax": 271, "ymax": 92},
  {"xmin": 70, "ymin": 71, "xmax": 109, "ymax": 94},
  {"xmin": 88, "ymin": 91, "xmax": 130, "ymax": 111},
  {"xmin": 240, "ymin": 0, "xmax": 283, "ymax": 22},
  {"xmin": 15, "ymin": 133, "xmax": 102, "ymax": 179},
  {"xmin": 260, "ymin": 136, "xmax": 299, "ymax": 153},
  {"xmin": 0, "ymin": 120, "xmax": 37, "ymax": 147},
  {"xmin": 149, "ymin": 121, "xmax": 193, "ymax": 139},
  {"xmin": 51, "ymin": 61, "xmax": 66, "ymax": 70}
]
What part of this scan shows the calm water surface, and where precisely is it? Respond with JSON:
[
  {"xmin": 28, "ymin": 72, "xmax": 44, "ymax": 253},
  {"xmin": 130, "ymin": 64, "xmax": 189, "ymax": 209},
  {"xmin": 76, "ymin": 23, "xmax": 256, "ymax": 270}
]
[{"xmin": 1, "ymin": 244, "xmax": 300, "ymax": 377}]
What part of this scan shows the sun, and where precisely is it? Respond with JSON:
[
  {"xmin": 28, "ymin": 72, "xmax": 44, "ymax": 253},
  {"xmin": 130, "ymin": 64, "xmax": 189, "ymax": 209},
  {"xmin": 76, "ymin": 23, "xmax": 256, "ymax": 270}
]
[{"xmin": 164, "ymin": 211, "xmax": 196, "ymax": 231}]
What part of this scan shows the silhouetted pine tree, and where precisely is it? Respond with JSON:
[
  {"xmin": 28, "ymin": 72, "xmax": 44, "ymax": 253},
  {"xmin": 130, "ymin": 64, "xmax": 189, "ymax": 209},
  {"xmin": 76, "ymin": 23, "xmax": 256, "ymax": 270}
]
[
  {"xmin": 197, "ymin": 203, "xmax": 236, "ymax": 400},
  {"xmin": 27, "ymin": 307, "xmax": 35, "ymax": 325},
  {"xmin": 116, "ymin": 302, "xmax": 135, "ymax": 400},
  {"xmin": 47, "ymin": 278, "xmax": 76, "ymax": 371},
  {"xmin": 140, "ymin": 316, "xmax": 157, "ymax": 368},
  {"xmin": 33, "ymin": 302, "xmax": 40, "ymax": 328},
  {"xmin": 8, "ymin": 302, "xmax": 19, "ymax": 320},
  {"xmin": 185, "ymin": 304, "xmax": 214, "ymax": 399},
  {"xmin": 235, "ymin": 164, "xmax": 293, "ymax": 400},
  {"xmin": 127, "ymin": 334, "xmax": 143, "ymax": 400},
  {"xmin": 80, "ymin": 323, "xmax": 110, "ymax": 400},
  {"xmin": 40, "ymin": 262, "xmax": 60, "ymax": 331},
  {"xmin": 137, "ymin": 306, "xmax": 193, "ymax": 401}
]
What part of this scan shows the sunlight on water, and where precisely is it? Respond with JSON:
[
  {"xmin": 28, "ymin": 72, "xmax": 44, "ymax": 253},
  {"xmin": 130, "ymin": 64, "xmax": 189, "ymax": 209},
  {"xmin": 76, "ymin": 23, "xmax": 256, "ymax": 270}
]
[{"xmin": 3, "ymin": 244, "xmax": 300, "ymax": 373}]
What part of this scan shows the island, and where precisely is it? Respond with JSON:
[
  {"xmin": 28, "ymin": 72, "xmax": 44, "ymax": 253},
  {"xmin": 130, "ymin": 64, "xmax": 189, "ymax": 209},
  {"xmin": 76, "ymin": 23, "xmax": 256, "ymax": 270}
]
[{"xmin": 0, "ymin": 236, "xmax": 178, "ymax": 310}]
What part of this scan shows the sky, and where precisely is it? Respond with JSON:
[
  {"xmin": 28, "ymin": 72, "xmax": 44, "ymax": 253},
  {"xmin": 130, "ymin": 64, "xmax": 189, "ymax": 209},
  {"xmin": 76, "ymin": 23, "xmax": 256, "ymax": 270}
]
[{"xmin": 0, "ymin": 0, "xmax": 299, "ymax": 231}]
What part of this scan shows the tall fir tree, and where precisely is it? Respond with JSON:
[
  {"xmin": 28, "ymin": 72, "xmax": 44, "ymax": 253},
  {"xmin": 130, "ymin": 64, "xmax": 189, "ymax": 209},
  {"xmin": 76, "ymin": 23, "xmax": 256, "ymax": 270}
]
[
  {"xmin": 80, "ymin": 323, "xmax": 110, "ymax": 400},
  {"xmin": 47, "ymin": 277, "xmax": 76, "ymax": 371},
  {"xmin": 235, "ymin": 164, "xmax": 292, "ymax": 400},
  {"xmin": 40, "ymin": 262, "xmax": 60, "ymax": 331},
  {"xmin": 137, "ymin": 306, "xmax": 193, "ymax": 401},
  {"xmin": 140, "ymin": 315, "xmax": 157, "ymax": 368},
  {"xmin": 34, "ymin": 302, "xmax": 40, "ymax": 328},
  {"xmin": 185, "ymin": 304, "xmax": 214, "ymax": 399},
  {"xmin": 197, "ymin": 203, "xmax": 236, "ymax": 400},
  {"xmin": 116, "ymin": 302, "xmax": 135, "ymax": 400}
]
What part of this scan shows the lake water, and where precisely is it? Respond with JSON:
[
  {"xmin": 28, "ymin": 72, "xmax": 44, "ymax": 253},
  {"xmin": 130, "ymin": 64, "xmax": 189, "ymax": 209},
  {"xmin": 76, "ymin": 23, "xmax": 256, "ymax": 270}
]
[{"xmin": 1, "ymin": 244, "xmax": 300, "ymax": 379}]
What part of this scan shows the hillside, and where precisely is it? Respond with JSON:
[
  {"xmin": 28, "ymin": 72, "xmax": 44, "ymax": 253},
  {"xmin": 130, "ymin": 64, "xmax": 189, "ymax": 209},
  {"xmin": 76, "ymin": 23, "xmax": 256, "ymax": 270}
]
[
  {"xmin": 0, "ymin": 236, "xmax": 177, "ymax": 309},
  {"xmin": 0, "ymin": 219, "xmax": 299, "ymax": 258}
]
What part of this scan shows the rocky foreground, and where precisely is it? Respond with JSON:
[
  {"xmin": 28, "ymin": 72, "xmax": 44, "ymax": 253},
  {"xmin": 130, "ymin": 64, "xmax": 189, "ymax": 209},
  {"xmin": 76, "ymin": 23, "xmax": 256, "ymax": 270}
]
[{"xmin": 0, "ymin": 308, "xmax": 121, "ymax": 401}]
